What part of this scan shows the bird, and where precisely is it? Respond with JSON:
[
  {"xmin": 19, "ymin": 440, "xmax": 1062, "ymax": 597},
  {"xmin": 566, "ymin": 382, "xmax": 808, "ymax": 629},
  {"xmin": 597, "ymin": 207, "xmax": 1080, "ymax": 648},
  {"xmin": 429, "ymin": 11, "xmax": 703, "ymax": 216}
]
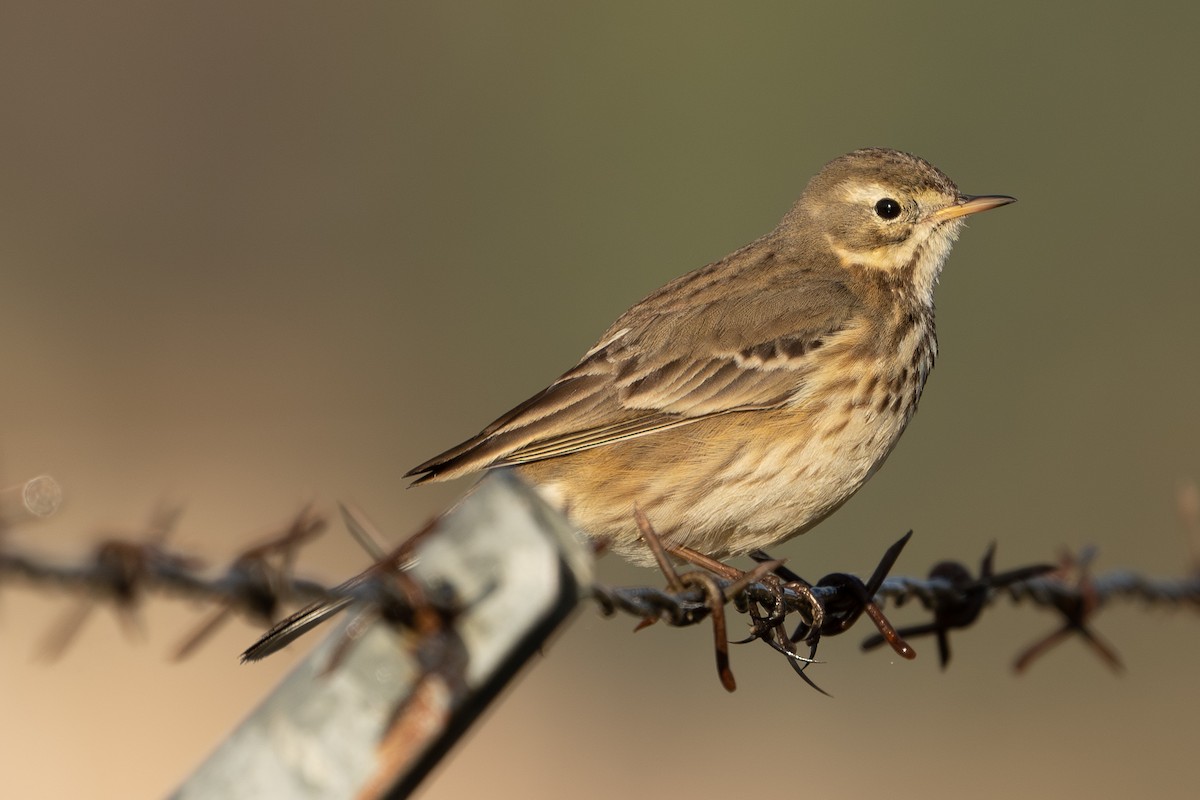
[
  {"xmin": 405, "ymin": 147, "xmax": 1014, "ymax": 566},
  {"xmin": 241, "ymin": 148, "xmax": 1014, "ymax": 662}
]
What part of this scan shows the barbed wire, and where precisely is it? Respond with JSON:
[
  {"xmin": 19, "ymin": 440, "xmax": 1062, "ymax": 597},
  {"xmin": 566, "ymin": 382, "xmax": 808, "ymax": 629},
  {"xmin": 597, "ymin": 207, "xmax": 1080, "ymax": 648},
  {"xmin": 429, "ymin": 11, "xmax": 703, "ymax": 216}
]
[{"xmin": 2, "ymin": 474, "xmax": 1198, "ymax": 692}]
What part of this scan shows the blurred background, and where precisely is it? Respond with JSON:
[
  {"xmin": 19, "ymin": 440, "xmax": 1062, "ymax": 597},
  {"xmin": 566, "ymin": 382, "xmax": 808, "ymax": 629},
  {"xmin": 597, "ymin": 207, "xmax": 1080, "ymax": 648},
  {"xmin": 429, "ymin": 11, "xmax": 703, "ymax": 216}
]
[{"xmin": 1, "ymin": 2, "xmax": 1198, "ymax": 797}]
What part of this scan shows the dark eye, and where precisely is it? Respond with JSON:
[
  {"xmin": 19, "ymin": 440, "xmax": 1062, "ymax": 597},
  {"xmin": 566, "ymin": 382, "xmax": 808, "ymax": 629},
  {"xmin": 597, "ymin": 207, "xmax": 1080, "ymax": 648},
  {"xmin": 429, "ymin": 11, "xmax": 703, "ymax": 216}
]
[{"xmin": 874, "ymin": 198, "xmax": 902, "ymax": 220}]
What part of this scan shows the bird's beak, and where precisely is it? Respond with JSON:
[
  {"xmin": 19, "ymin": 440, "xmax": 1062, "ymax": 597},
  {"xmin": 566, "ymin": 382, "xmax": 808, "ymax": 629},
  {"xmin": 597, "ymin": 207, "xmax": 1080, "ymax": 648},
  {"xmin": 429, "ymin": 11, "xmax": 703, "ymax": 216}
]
[{"xmin": 930, "ymin": 194, "xmax": 1016, "ymax": 222}]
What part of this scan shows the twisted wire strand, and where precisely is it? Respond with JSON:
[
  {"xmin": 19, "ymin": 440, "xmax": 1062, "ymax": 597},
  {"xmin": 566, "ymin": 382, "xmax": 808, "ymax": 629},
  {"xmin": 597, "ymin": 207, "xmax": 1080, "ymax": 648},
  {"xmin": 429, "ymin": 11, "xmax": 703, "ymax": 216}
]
[{"xmin": 2, "ymin": 497, "xmax": 1198, "ymax": 682}]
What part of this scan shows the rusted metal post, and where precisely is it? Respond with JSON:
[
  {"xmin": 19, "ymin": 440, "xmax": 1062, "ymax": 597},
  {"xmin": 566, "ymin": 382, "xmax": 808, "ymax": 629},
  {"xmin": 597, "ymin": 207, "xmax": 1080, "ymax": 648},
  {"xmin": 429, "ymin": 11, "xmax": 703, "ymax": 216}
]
[{"xmin": 172, "ymin": 472, "xmax": 592, "ymax": 799}]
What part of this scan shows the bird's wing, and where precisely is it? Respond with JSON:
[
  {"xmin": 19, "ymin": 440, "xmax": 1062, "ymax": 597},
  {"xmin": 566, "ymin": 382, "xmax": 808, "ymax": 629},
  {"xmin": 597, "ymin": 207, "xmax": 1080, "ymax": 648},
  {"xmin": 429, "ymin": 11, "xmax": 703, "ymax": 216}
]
[{"xmin": 407, "ymin": 256, "xmax": 859, "ymax": 483}]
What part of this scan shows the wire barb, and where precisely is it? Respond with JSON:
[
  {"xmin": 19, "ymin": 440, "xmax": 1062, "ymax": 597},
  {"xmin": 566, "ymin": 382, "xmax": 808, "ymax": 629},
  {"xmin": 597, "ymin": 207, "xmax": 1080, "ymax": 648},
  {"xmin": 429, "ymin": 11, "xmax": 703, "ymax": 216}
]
[{"xmin": 1, "ymin": 488, "xmax": 1199, "ymax": 687}]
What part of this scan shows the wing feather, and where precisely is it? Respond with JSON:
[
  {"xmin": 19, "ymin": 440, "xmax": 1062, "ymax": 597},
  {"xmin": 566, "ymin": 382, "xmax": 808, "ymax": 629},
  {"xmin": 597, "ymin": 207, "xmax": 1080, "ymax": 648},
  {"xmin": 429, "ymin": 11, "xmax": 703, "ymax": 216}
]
[{"xmin": 406, "ymin": 243, "xmax": 860, "ymax": 483}]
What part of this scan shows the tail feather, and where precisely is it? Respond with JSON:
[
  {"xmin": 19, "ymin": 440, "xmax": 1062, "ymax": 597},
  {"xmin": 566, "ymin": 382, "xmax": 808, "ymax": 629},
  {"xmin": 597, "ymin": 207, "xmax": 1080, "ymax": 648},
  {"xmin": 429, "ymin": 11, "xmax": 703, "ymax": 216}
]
[{"xmin": 240, "ymin": 595, "xmax": 354, "ymax": 662}]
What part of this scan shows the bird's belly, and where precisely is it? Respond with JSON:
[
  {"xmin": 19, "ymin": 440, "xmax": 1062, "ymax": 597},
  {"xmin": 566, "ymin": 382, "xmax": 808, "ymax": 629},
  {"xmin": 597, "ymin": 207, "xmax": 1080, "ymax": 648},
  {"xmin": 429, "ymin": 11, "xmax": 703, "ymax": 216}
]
[
  {"xmin": 519, "ymin": 381, "xmax": 917, "ymax": 566},
  {"xmin": 673, "ymin": 396, "xmax": 912, "ymax": 558}
]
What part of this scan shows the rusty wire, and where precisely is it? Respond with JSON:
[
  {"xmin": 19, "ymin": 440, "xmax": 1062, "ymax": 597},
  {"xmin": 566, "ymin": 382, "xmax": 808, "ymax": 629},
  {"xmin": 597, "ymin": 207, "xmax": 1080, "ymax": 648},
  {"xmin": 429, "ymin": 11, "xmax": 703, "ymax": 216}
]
[{"xmin": 1, "ymin": 476, "xmax": 1199, "ymax": 691}]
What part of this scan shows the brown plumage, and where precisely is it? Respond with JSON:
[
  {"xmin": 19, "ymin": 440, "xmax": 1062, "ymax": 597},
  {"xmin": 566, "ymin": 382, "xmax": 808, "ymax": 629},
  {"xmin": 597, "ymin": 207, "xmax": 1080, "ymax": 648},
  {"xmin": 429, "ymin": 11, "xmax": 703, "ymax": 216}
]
[
  {"xmin": 408, "ymin": 148, "xmax": 1014, "ymax": 565},
  {"xmin": 242, "ymin": 148, "xmax": 1015, "ymax": 663}
]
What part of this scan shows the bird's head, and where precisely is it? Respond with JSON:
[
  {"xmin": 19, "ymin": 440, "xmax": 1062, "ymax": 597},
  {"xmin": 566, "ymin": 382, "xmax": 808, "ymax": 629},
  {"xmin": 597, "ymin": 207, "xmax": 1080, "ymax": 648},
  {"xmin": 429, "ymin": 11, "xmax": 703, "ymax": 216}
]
[{"xmin": 783, "ymin": 148, "xmax": 1014, "ymax": 305}]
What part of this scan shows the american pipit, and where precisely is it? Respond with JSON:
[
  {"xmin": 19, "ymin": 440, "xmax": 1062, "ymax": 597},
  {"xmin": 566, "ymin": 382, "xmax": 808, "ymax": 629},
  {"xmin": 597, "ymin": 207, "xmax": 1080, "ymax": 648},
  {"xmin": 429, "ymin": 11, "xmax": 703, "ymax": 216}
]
[
  {"xmin": 242, "ymin": 148, "xmax": 1014, "ymax": 661},
  {"xmin": 408, "ymin": 148, "xmax": 1014, "ymax": 566}
]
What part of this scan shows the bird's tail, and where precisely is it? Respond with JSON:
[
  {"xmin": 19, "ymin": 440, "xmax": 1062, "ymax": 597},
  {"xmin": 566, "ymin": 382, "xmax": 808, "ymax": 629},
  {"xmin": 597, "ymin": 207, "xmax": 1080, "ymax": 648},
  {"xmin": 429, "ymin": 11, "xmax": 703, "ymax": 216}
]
[{"xmin": 240, "ymin": 594, "xmax": 355, "ymax": 662}]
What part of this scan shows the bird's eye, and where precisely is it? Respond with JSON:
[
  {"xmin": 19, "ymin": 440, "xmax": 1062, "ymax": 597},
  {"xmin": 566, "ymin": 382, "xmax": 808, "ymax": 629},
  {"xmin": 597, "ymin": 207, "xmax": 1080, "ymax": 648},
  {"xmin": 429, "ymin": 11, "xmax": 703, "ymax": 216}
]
[{"xmin": 874, "ymin": 198, "xmax": 902, "ymax": 220}]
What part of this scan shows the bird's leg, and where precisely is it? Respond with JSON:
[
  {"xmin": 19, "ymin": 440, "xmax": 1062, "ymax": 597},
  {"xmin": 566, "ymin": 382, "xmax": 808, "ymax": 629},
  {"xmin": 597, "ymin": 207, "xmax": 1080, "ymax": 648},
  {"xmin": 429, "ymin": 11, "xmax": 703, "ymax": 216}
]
[
  {"xmin": 666, "ymin": 542, "xmax": 824, "ymax": 664},
  {"xmin": 665, "ymin": 544, "xmax": 742, "ymax": 580},
  {"xmin": 669, "ymin": 544, "xmax": 812, "ymax": 633},
  {"xmin": 632, "ymin": 505, "xmax": 685, "ymax": 592},
  {"xmin": 632, "ymin": 511, "xmax": 830, "ymax": 690}
]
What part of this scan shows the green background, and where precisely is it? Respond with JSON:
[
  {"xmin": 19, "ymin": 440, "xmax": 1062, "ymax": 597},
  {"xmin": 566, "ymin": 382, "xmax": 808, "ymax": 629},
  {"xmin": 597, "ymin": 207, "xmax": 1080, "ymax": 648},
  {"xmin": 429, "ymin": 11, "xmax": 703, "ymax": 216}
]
[{"xmin": 2, "ymin": 3, "xmax": 1198, "ymax": 797}]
